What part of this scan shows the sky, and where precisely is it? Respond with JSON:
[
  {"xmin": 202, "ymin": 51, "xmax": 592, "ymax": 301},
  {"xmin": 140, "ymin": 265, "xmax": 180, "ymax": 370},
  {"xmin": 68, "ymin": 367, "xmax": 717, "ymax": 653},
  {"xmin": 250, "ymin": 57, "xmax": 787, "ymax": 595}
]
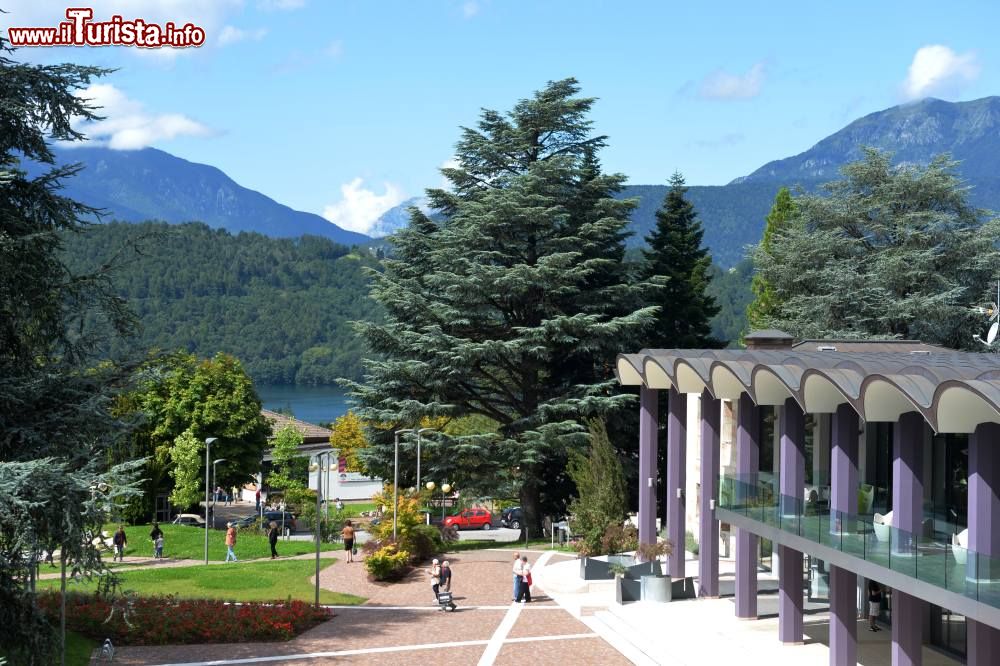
[{"xmin": 5, "ymin": 1, "xmax": 1000, "ymax": 235}]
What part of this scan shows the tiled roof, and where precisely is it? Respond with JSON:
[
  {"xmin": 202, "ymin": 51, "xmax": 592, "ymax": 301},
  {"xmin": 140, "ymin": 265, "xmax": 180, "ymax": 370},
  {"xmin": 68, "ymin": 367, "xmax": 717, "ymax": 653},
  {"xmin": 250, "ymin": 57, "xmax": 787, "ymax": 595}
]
[{"xmin": 262, "ymin": 409, "xmax": 333, "ymax": 442}]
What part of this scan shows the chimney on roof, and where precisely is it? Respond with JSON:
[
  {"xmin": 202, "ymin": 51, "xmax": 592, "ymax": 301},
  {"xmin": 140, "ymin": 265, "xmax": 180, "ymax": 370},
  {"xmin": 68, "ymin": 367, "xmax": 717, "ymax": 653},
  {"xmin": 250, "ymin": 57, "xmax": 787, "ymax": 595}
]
[{"xmin": 744, "ymin": 329, "xmax": 795, "ymax": 350}]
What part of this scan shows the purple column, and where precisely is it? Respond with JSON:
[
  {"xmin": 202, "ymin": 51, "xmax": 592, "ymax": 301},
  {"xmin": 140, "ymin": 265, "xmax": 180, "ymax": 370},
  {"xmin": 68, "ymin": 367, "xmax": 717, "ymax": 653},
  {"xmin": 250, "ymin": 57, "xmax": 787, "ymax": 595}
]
[
  {"xmin": 779, "ymin": 398, "xmax": 805, "ymax": 644},
  {"xmin": 829, "ymin": 403, "xmax": 858, "ymax": 665},
  {"xmin": 638, "ymin": 386, "xmax": 658, "ymax": 547},
  {"xmin": 891, "ymin": 591, "xmax": 924, "ymax": 666},
  {"xmin": 699, "ymin": 389, "xmax": 720, "ymax": 597},
  {"xmin": 968, "ymin": 422, "xmax": 1000, "ymax": 665},
  {"xmin": 735, "ymin": 392, "xmax": 759, "ymax": 619},
  {"xmin": 892, "ymin": 411, "xmax": 924, "ymax": 556},
  {"xmin": 667, "ymin": 386, "xmax": 687, "ymax": 579},
  {"xmin": 892, "ymin": 411, "xmax": 926, "ymax": 665}
]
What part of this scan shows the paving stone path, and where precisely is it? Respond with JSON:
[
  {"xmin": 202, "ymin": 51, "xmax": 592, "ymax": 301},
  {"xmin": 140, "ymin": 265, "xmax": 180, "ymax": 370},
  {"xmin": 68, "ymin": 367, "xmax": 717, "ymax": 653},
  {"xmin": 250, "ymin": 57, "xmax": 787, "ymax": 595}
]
[{"xmin": 100, "ymin": 548, "xmax": 630, "ymax": 665}]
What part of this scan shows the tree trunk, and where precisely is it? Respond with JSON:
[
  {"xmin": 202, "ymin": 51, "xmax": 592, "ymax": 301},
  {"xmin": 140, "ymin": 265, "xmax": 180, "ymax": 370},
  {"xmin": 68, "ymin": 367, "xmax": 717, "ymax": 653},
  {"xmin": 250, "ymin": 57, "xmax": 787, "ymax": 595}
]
[{"xmin": 519, "ymin": 475, "xmax": 542, "ymax": 541}]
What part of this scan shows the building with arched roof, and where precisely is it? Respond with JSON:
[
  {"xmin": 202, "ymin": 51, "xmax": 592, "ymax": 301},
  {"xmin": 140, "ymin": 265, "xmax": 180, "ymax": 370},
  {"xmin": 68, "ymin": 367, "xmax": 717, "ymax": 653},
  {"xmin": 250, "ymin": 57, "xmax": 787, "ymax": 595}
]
[{"xmin": 617, "ymin": 331, "xmax": 1000, "ymax": 665}]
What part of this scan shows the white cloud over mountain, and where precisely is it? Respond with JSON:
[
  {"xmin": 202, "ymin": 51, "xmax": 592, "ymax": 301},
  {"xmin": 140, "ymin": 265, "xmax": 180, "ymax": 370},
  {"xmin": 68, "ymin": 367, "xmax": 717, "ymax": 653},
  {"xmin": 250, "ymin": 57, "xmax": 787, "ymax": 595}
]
[
  {"xmin": 698, "ymin": 62, "xmax": 765, "ymax": 100},
  {"xmin": 902, "ymin": 45, "xmax": 980, "ymax": 100},
  {"xmin": 322, "ymin": 178, "xmax": 406, "ymax": 234}
]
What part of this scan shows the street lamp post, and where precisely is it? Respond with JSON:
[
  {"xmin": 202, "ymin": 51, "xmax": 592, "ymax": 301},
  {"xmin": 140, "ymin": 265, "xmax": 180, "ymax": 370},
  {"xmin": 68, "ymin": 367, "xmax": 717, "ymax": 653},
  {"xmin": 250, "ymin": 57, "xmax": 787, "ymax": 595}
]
[
  {"xmin": 212, "ymin": 458, "xmax": 227, "ymax": 511},
  {"xmin": 441, "ymin": 483, "xmax": 452, "ymax": 521},
  {"xmin": 312, "ymin": 451, "xmax": 331, "ymax": 608},
  {"xmin": 393, "ymin": 428, "xmax": 413, "ymax": 542},
  {"xmin": 204, "ymin": 437, "xmax": 218, "ymax": 565},
  {"xmin": 415, "ymin": 427, "xmax": 436, "ymax": 491}
]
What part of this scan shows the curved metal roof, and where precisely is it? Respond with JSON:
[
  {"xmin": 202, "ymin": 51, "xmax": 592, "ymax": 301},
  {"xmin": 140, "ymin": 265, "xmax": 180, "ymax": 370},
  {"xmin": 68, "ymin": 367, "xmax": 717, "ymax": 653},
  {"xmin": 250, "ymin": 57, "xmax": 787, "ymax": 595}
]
[{"xmin": 615, "ymin": 348, "xmax": 1000, "ymax": 433}]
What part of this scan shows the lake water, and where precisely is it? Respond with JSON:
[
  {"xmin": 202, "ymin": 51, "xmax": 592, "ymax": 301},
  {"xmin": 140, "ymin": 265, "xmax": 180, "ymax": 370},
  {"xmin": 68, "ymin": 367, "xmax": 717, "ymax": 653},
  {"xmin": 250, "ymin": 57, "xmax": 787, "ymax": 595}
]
[{"xmin": 256, "ymin": 384, "xmax": 351, "ymax": 426}]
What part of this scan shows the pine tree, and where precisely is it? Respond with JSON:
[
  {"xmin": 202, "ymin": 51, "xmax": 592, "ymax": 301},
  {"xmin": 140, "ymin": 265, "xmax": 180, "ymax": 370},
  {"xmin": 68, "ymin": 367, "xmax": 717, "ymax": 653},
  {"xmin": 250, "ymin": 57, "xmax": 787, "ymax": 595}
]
[
  {"xmin": 641, "ymin": 172, "xmax": 720, "ymax": 348},
  {"xmin": 347, "ymin": 79, "xmax": 656, "ymax": 532},
  {"xmin": 567, "ymin": 418, "xmax": 628, "ymax": 555},
  {"xmin": 746, "ymin": 187, "xmax": 796, "ymax": 333},
  {"xmin": 751, "ymin": 149, "xmax": 1000, "ymax": 346}
]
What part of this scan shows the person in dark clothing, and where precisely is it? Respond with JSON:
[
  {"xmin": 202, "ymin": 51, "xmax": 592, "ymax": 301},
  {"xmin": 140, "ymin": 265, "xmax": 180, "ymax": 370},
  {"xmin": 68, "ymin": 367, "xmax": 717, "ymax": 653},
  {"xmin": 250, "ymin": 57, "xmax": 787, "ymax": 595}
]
[
  {"xmin": 149, "ymin": 523, "xmax": 163, "ymax": 541},
  {"xmin": 868, "ymin": 580, "xmax": 882, "ymax": 631},
  {"xmin": 112, "ymin": 526, "xmax": 128, "ymax": 562},
  {"xmin": 268, "ymin": 521, "xmax": 279, "ymax": 559}
]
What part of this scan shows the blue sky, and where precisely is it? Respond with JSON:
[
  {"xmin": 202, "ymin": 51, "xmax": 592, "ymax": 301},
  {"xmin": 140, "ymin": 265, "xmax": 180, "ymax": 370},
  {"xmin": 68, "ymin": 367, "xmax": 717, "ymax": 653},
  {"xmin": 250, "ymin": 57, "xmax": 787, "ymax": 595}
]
[{"xmin": 6, "ymin": 1, "xmax": 1000, "ymax": 234}]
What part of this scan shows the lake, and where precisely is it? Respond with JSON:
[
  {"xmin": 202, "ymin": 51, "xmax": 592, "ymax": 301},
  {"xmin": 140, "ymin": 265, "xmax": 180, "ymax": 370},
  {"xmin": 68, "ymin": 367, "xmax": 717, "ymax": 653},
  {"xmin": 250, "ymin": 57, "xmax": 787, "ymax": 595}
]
[{"xmin": 256, "ymin": 384, "xmax": 352, "ymax": 426}]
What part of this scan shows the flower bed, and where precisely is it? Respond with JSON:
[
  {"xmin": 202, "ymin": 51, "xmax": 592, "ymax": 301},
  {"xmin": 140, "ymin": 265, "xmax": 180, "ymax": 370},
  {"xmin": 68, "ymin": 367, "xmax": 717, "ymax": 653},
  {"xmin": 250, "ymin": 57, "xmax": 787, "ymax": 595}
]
[{"xmin": 37, "ymin": 593, "xmax": 332, "ymax": 645}]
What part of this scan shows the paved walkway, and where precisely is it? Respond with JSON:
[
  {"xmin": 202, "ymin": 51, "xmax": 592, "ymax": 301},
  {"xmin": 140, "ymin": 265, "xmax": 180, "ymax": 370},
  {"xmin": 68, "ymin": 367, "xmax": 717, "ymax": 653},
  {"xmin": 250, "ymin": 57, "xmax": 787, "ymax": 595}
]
[{"xmin": 98, "ymin": 548, "xmax": 629, "ymax": 666}]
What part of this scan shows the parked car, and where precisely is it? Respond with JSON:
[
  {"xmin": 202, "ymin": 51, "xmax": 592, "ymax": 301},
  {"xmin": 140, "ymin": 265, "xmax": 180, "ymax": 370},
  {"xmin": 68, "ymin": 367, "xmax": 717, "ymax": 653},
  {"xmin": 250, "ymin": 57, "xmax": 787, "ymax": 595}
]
[
  {"xmin": 500, "ymin": 507, "xmax": 523, "ymax": 530},
  {"xmin": 230, "ymin": 515, "xmax": 258, "ymax": 529},
  {"xmin": 172, "ymin": 513, "xmax": 206, "ymax": 528},
  {"xmin": 443, "ymin": 508, "xmax": 493, "ymax": 530},
  {"xmin": 261, "ymin": 510, "xmax": 297, "ymax": 534}
]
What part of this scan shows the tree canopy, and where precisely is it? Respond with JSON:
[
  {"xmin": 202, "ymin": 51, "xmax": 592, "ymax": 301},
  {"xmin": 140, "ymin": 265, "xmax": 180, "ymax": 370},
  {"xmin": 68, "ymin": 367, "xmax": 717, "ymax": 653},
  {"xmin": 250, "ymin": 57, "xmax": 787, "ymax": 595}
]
[
  {"xmin": 347, "ymin": 79, "xmax": 657, "ymax": 529},
  {"xmin": 750, "ymin": 149, "xmax": 1000, "ymax": 346}
]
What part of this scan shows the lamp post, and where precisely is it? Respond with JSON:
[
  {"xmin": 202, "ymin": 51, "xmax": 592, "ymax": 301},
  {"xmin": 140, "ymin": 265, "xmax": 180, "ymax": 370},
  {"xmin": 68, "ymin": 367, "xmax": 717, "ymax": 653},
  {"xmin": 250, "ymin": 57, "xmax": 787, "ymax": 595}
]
[
  {"xmin": 204, "ymin": 437, "xmax": 217, "ymax": 565},
  {"xmin": 212, "ymin": 458, "xmax": 227, "ymax": 510},
  {"xmin": 311, "ymin": 452, "xmax": 331, "ymax": 608},
  {"xmin": 415, "ymin": 427, "xmax": 436, "ymax": 491},
  {"xmin": 393, "ymin": 428, "xmax": 413, "ymax": 541}
]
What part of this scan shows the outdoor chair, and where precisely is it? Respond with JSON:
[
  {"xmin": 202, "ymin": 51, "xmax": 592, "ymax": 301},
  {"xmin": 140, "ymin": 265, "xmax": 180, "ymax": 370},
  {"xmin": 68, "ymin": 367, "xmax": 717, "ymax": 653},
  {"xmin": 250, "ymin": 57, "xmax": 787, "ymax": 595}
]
[
  {"xmin": 873, "ymin": 511, "xmax": 893, "ymax": 542},
  {"xmin": 857, "ymin": 484, "xmax": 874, "ymax": 515},
  {"xmin": 952, "ymin": 528, "xmax": 969, "ymax": 566}
]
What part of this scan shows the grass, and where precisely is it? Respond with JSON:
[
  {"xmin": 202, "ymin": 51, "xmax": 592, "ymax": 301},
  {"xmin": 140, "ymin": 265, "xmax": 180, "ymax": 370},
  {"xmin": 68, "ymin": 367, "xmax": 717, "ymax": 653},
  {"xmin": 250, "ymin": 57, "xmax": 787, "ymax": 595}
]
[
  {"xmin": 1, "ymin": 630, "xmax": 97, "ymax": 666},
  {"xmin": 39, "ymin": 559, "xmax": 366, "ymax": 605},
  {"xmin": 447, "ymin": 537, "xmax": 577, "ymax": 554},
  {"xmin": 339, "ymin": 502, "xmax": 377, "ymax": 518},
  {"xmin": 105, "ymin": 523, "xmax": 339, "ymax": 561}
]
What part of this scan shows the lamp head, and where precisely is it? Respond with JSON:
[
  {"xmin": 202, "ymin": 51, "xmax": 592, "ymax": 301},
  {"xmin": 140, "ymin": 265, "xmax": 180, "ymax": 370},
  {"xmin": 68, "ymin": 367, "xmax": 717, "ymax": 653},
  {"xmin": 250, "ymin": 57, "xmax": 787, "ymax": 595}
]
[
  {"xmin": 205, "ymin": 437, "xmax": 218, "ymax": 445},
  {"xmin": 425, "ymin": 481, "xmax": 436, "ymax": 491},
  {"xmin": 213, "ymin": 458, "xmax": 227, "ymax": 465},
  {"xmin": 442, "ymin": 483, "xmax": 452, "ymax": 493}
]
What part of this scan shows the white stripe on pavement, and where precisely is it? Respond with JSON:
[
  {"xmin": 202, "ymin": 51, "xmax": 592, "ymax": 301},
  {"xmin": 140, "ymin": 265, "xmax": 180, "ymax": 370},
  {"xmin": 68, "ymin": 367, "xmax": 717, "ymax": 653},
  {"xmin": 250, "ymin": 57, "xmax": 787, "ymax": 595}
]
[
  {"xmin": 476, "ymin": 550, "xmax": 557, "ymax": 666},
  {"xmin": 152, "ymin": 632, "xmax": 599, "ymax": 665}
]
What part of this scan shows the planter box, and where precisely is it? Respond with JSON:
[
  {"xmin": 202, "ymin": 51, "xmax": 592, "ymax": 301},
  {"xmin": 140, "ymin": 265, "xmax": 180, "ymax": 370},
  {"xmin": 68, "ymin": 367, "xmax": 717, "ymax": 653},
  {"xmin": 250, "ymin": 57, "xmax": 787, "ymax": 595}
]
[
  {"xmin": 580, "ymin": 554, "xmax": 636, "ymax": 581},
  {"xmin": 641, "ymin": 574, "xmax": 672, "ymax": 602}
]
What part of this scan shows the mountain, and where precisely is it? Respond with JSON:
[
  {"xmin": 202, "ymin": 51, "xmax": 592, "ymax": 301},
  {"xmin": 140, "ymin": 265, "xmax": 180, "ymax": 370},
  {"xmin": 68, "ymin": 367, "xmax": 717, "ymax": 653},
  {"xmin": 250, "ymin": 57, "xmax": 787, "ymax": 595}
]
[
  {"xmin": 736, "ymin": 96, "xmax": 1000, "ymax": 185},
  {"xmin": 29, "ymin": 147, "xmax": 370, "ymax": 246},
  {"xmin": 368, "ymin": 196, "xmax": 425, "ymax": 237}
]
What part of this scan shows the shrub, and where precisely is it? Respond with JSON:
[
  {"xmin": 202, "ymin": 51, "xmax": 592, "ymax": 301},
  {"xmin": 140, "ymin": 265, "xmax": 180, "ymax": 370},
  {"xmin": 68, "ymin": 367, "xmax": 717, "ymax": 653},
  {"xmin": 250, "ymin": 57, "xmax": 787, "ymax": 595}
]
[
  {"xmin": 365, "ymin": 544, "xmax": 410, "ymax": 581},
  {"xmin": 406, "ymin": 524, "xmax": 445, "ymax": 561},
  {"xmin": 567, "ymin": 418, "xmax": 628, "ymax": 556},
  {"xmin": 600, "ymin": 524, "xmax": 638, "ymax": 554},
  {"xmin": 36, "ymin": 593, "xmax": 330, "ymax": 645}
]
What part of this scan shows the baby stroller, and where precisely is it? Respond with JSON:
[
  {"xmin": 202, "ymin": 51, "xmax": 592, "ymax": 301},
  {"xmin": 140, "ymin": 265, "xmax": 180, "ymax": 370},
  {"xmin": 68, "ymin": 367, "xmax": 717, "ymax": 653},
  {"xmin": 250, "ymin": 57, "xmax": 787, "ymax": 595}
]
[{"xmin": 437, "ymin": 589, "xmax": 457, "ymax": 612}]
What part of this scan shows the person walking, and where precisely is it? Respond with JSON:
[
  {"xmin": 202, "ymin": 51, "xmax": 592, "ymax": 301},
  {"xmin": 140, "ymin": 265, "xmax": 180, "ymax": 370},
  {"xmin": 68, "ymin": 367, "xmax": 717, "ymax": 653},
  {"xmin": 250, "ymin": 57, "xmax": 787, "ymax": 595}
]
[
  {"xmin": 512, "ymin": 551, "xmax": 523, "ymax": 602},
  {"xmin": 268, "ymin": 521, "xmax": 280, "ymax": 559},
  {"xmin": 154, "ymin": 534, "xmax": 164, "ymax": 559},
  {"xmin": 112, "ymin": 526, "xmax": 128, "ymax": 562},
  {"xmin": 516, "ymin": 555, "xmax": 532, "ymax": 603},
  {"xmin": 440, "ymin": 560, "xmax": 453, "ymax": 592},
  {"xmin": 225, "ymin": 522, "xmax": 238, "ymax": 562},
  {"xmin": 429, "ymin": 558, "xmax": 442, "ymax": 601},
  {"xmin": 341, "ymin": 520, "xmax": 356, "ymax": 563},
  {"xmin": 255, "ymin": 488, "xmax": 261, "ymax": 512},
  {"xmin": 149, "ymin": 523, "xmax": 163, "ymax": 558},
  {"xmin": 868, "ymin": 580, "xmax": 882, "ymax": 631}
]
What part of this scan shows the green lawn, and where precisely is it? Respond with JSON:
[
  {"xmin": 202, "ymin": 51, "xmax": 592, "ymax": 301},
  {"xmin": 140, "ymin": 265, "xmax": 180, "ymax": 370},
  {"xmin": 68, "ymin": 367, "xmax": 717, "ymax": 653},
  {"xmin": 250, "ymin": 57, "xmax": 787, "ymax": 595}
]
[
  {"xmin": 40, "ymin": 559, "xmax": 366, "ymax": 605},
  {"xmin": 1, "ymin": 631, "xmax": 96, "ymax": 666},
  {"xmin": 106, "ymin": 523, "xmax": 339, "ymax": 561}
]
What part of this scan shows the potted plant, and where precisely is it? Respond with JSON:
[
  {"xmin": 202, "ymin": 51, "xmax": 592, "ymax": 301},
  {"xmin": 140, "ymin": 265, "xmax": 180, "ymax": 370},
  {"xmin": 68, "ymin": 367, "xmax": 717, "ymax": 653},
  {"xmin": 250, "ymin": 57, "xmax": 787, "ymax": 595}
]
[
  {"xmin": 609, "ymin": 562, "xmax": 629, "ymax": 605},
  {"xmin": 636, "ymin": 539, "xmax": 673, "ymax": 602}
]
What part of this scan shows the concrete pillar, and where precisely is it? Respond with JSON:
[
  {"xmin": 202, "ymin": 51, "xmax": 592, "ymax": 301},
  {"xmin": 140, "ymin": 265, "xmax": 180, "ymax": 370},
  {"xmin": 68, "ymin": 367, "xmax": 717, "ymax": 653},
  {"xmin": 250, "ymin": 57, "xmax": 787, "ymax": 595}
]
[
  {"xmin": 779, "ymin": 398, "xmax": 805, "ymax": 644},
  {"xmin": 829, "ymin": 403, "xmax": 858, "ymax": 665},
  {"xmin": 968, "ymin": 422, "xmax": 1000, "ymax": 665},
  {"xmin": 892, "ymin": 591, "xmax": 924, "ymax": 666},
  {"xmin": 638, "ymin": 386, "xmax": 658, "ymax": 547},
  {"xmin": 735, "ymin": 392, "xmax": 759, "ymax": 619},
  {"xmin": 666, "ymin": 386, "xmax": 687, "ymax": 579},
  {"xmin": 892, "ymin": 411, "xmax": 924, "ymax": 556},
  {"xmin": 699, "ymin": 389, "xmax": 721, "ymax": 597}
]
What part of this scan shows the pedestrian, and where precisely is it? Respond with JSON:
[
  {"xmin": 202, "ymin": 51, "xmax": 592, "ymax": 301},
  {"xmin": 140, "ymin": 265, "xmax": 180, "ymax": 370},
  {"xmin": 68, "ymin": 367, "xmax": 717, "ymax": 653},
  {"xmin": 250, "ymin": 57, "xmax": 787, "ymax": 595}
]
[
  {"xmin": 512, "ymin": 551, "xmax": 522, "ymax": 602},
  {"xmin": 149, "ymin": 523, "xmax": 163, "ymax": 558},
  {"xmin": 517, "ymin": 555, "xmax": 532, "ymax": 603},
  {"xmin": 429, "ymin": 558, "xmax": 441, "ymax": 601},
  {"xmin": 154, "ymin": 534, "xmax": 164, "ymax": 559},
  {"xmin": 268, "ymin": 521, "xmax": 279, "ymax": 559},
  {"xmin": 225, "ymin": 522, "xmax": 238, "ymax": 562},
  {"xmin": 868, "ymin": 580, "xmax": 882, "ymax": 631},
  {"xmin": 341, "ymin": 520, "xmax": 356, "ymax": 563},
  {"xmin": 335, "ymin": 497, "xmax": 344, "ymax": 511},
  {"xmin": 112, "ymin": 525, "xmax": 128, "ymax": 562},
  {"xmin": 440, "ymin": 560, "xmax": 453, "ymax": 593},
  {"xmin": 255, "ymin": 488, "xmax": 261, "ymax": 512}
]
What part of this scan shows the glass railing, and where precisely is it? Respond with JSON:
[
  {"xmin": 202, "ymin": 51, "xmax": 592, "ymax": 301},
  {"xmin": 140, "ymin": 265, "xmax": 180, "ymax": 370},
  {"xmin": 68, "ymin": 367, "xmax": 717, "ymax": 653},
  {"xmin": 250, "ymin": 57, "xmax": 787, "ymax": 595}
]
[{"xmin": 719, "ymin": 474, "xmax": 1000, "ymax": 609}]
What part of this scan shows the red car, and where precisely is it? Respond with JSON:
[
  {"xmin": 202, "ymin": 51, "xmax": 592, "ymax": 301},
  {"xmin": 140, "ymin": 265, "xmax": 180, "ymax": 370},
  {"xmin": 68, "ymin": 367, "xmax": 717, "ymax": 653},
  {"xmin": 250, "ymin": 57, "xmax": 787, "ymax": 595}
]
[{"xmin": 444, "ymin": 508, "xmax": 493, "ymax": 530}]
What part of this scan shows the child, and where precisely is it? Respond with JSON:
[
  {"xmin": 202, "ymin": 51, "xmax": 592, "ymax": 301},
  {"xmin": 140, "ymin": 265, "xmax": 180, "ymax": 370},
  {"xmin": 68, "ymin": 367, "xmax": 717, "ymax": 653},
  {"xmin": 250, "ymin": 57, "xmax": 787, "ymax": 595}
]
[{"xmin": 154, "ymin": 534, "xmax": 164, "ymax": 559}]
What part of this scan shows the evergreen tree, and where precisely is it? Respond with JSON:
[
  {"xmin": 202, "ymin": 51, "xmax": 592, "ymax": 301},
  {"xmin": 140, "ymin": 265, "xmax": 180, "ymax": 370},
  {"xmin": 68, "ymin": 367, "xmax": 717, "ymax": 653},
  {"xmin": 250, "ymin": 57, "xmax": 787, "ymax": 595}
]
[
  {"xmin": 347, "ymin": 79, "xmax": 656, "ymax": 531},
  {"xmin": 641, "ymin": 172, "xmax": 720, "ymax": 348},
  {"xmin": 567, "ymin": 419, "xmax": 628, "ymax": 555},
  {"xmin": 0, "ymin": 38, "xmax": 143, "ymax": 664},
  {"xmin": 751, "ymin": 149, "xmax": 1000, "ymax": 346},
  {"xmin": 746, "ymin": 187, "xmax": 796, "ymax": 333}
]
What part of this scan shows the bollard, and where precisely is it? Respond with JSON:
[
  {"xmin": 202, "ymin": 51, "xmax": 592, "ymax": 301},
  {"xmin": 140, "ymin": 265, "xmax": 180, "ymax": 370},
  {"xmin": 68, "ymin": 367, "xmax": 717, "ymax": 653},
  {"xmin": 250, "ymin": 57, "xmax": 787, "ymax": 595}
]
[{"xmin": 100, "ymin": 638, "xmax": 115, "ymax": 662}]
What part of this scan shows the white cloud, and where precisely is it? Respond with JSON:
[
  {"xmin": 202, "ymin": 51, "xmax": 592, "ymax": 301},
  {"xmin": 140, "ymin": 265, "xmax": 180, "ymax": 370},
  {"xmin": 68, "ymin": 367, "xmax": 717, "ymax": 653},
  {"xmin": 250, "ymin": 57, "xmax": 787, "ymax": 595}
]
[
  {"xmin": 322, "ymin": 178, "xmax": 406, "ymax": 234},
  {"xmin": 70, "ymin": 84, "xmax": 213, "ymax": 150},
  {"xmin": 902, "ymin": 45, "xmax": 980, "ymax": 100},
  {"xmin": 218, "ymin": 25, "xmax": 268, "ymax": 46},
  {"xmin": 462, "ymin": 2, "xmax": 480, "ymax": 18},
  {"xmin": 698, "ymin": 62, "xmax": 765, "ymax": 100}
]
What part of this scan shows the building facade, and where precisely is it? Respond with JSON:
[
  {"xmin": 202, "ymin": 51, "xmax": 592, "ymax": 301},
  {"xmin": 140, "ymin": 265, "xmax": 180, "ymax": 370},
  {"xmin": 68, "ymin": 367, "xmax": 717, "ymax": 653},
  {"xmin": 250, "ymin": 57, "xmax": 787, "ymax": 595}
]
[{"xmin": 617, "ymin": 331, "xmax": 1000, "ymax": 665}]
